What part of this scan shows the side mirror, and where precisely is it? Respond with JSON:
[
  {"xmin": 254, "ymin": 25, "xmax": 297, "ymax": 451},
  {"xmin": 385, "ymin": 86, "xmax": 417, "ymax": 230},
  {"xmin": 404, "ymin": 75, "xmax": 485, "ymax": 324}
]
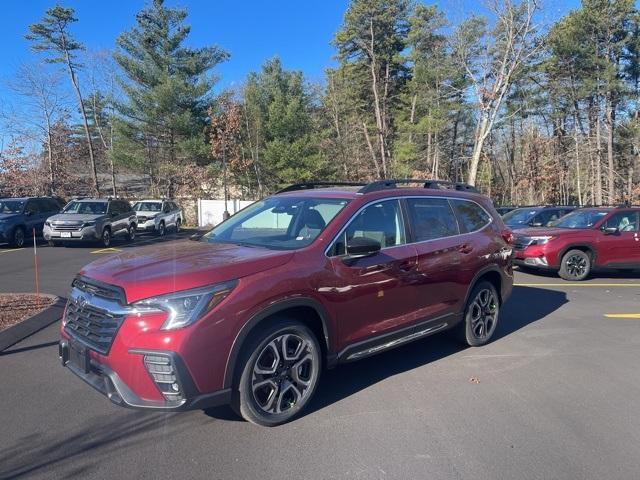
[
  {"xmin": 343, "ymin": 237, "xmax": 381, "ymax": 265},
  {"xmin": 25, "ymin": 210, "xmax": 33, "ymax": 217},
  {"xmin": 602, "ymin": 226, "xmax": 619, "ymax": 235},
  {"xmin": 189, "ymin": 232, "xmax": 204, "ymax": 241},
  {"xmin": 111, "ymin": 212, "xmax": 118, "ymax": 218}
]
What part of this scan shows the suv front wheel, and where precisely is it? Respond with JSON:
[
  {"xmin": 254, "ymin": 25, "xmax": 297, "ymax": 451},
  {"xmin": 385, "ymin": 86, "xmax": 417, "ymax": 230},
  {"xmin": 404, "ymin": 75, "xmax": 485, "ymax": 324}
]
[
  {"xmin": 558, "ymin": 249, "xmax": 591, "ymax": 281},
  {"xmin": 232, "ymin": 319, "xmax": 321, "ymax": 426},
  {"xmin": 101, "ymin": 228, "xmax": 111, "ymax": 248},
  {"xmin": 458, "ymin": 281, "xmax": 500, "ymax": 347}
]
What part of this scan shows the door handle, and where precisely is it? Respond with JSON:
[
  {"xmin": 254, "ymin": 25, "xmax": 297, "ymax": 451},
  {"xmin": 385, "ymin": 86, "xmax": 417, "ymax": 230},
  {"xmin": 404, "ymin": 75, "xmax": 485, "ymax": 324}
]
[
  {"xmin": 458, "ymin": 244, "xmax": 473, "ymax": 254},
  {"xmin": 398, "ymin": 260, "xmax": 416, "ymax": 272}
]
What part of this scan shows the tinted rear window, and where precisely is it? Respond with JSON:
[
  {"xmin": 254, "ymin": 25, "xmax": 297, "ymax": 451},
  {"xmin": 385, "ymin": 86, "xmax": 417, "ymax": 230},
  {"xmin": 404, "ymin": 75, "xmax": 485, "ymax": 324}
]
[
  {"xmin": 406, "ymin": 198, "xmax": 459, "ymax": 241},
  {"xmin": 450, "ymin": 199, "xmax": 491, "ymax": 233}
]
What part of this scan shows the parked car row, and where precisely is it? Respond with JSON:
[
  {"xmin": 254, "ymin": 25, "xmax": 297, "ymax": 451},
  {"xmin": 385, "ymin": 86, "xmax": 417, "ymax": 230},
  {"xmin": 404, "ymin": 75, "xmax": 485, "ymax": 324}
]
[
  {"xmin": 0, "ymin": 196, "xmax": 183, "ymax": 248},
  {"xmin": 496, "ymin": 204, "xmax": 640, "ymax": 280}
]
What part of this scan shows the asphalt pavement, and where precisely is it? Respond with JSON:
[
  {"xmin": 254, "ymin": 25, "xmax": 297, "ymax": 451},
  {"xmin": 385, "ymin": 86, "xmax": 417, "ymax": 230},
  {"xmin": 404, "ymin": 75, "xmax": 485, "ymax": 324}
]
[{"xmin": 1, "ymin": 236, "xmax": 640, "ymax": 480}]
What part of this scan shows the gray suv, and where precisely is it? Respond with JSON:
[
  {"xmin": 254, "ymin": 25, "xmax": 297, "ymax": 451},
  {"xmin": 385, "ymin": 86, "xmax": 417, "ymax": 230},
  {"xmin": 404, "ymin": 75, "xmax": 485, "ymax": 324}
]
[{"xmin": 44, "ymin": 198, "xmax": 137, "ymax": 247}]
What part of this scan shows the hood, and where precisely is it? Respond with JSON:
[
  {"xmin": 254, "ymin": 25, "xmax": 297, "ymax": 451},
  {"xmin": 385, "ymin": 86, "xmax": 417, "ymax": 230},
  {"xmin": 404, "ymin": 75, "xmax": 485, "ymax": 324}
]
[
  {"xmin": 0, "ymin": 213, "xmax": 20, "ymax": 222},
  {"xmin": 80, "ymin": 240, "xmax": 295, "ymax": 303},
  {"xmin": 48, "ymin": 213, "xmax": 106, "ymax": 223},
  {"xmin": 515, "ymin": 227, "xmax": 579, "ymax": 237}
]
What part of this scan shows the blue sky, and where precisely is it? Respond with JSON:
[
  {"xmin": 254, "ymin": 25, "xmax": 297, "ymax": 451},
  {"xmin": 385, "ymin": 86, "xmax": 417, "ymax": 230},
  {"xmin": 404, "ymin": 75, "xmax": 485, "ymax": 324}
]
[{"xmin": 0, "ymin": 0, "xmax": 581, "ymax": 107}]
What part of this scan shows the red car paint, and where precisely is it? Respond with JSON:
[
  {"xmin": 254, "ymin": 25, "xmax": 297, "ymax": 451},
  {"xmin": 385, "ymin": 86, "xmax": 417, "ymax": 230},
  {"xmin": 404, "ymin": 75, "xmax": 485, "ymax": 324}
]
[{"xmin": 59, "ymin": 186, "xmax": 514, "ymax": 411}]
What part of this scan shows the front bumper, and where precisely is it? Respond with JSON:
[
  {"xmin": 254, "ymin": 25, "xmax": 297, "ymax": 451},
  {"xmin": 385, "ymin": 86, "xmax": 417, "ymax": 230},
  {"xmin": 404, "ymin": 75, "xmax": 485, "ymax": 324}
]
[
  {"xmin": 59, "ymin": 340, "xmax": 231, "ymax": 411},
  {"xmin": 136, "ymin": 219, "xmax": 158, "ymax": 232},
  {"xmin": 44, "ymin": 225, "xmax": 100, "ymax": 241}
]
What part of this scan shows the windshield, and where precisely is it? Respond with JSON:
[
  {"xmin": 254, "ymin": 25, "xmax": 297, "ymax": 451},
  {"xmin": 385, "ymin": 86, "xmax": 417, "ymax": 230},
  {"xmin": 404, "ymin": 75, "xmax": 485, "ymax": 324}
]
[
  {"xmin": 0, "ymin": 200, "xmax": 25, "ymax": 214},
  {"xmin": 202, "ymin": 197, "xmax": 350, "ymax": 250},
  {"xmin": 133, "ymin": 202, "xmax": 162, "ymax": 212},
  {"xmin": 502, "ymin": 208, "xmax": 540, "ymax": 226},
  {"xmin": 62, "ymin": 201, "xmax": 107, "ymax": 215},
  {"xmin": 550, "ymin": 209, "xmax": 609, "ymax": 229}
]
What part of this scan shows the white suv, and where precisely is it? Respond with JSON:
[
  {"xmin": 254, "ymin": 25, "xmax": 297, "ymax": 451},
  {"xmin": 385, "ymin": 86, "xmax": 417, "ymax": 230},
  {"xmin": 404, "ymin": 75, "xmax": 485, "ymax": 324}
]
[{"xmin": 132, "ymin": 199, "xmax": 183, "ymax": 236}]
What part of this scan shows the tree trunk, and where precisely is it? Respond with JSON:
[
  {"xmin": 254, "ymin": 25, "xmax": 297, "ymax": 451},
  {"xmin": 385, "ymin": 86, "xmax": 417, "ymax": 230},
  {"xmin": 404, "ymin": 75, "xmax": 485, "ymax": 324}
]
[
  {"xmin": 61, "ymin": 35, "xmax": 99, "ymax": 196},
  {"xmin": 605, "ymin": 94, "xmax": 615, "ymax": 204},
  {"xmin": 468, "ymin": 110, "xmax": 490, "ymax": 186},
  {"xmin": 362, "ymin": 121, "xmax": 381, "ymax": 178}
]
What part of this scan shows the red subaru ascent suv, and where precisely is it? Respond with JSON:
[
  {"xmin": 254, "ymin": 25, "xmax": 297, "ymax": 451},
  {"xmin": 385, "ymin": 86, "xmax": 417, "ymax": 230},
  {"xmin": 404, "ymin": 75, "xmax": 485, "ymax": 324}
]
[
  {"xmin": 514, "ymin": 206, "xmax": 640, "ymax": 280},
  {"xmin": 59, "ymin": 180, "xmax": 514, "ymax": 426}
]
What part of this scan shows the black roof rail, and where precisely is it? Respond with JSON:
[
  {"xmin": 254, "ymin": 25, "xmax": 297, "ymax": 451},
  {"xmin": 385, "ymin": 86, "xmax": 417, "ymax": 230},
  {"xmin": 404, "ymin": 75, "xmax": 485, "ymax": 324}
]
[
  {"xmin": 276, "ymin": 182, "xmax": 366, "ymax": 194},
  {"xmin": 358, "ymin": 179, "xmax": 479, "ymax": 194}
]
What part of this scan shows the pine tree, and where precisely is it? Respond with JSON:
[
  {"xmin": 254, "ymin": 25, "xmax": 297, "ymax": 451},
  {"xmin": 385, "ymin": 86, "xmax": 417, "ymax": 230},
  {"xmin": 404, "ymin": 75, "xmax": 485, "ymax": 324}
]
[{"xmin": 112, "ymin": 0, "xmax": 228, "ymax": 196}]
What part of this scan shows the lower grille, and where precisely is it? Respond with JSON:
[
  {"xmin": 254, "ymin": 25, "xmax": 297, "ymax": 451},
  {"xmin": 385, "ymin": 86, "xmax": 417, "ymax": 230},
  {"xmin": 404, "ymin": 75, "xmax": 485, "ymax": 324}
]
[{"xmin": 64, "ymin": 301, "xmax": 125, "ymax": 354}]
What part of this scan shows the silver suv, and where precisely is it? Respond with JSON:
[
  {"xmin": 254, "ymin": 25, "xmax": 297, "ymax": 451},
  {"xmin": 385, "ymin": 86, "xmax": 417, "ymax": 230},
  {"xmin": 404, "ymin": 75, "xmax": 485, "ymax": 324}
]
[
  {"xmin": 44, "ymin": 198, "xmax": 137, "ymax": 247},
  {"xmin": 132, "ymin": 199, "xmax": 182, "ymax": 236}
]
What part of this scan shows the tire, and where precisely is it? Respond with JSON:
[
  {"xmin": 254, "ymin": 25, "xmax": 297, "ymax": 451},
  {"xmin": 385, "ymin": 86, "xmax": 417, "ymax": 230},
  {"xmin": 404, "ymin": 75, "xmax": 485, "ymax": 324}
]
[
  {"xmin": 457, "ymin": 281, "xmax": 500, "ymax": 347},
  {"xmin": 10, "ymin": 227, "xmax": 25, "ymax": 248},
  {"xmin": 558, "ymin": 249, "xmax": 591, "ymax": 281},
  {"xmin": 48, "ymin": 240, "xmax": 58, "ymax": 247},
  {"xmin": 175, "ymin": 218, "xmax": 181, "ymax": 233},
  {"xmin": 157, "ymin": 221, "xmax": 166, "ymax": 237},
  {"xmin": 232, "ymin": 319, "xmax": 322, "ymax": 427},
  {"xmin": 127, "ymin": 225, "xmax": 136, "ymax": 242},
  {"xmin": 101, "ymin": 228, "xmax": 111, "ymax": 248}
]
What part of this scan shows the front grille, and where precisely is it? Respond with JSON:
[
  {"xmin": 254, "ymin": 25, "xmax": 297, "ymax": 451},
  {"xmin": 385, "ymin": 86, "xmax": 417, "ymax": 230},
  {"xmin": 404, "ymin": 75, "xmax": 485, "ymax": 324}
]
[
  {"xmin": 64, "ymin": 302, "xmax": 125, "ymax": 354},
  {"xmin": 72, "ymin": 277, "xmax": 126, "ymax": 303},
  {"xmin": 65, "ymin": 277, "xmax": 128, "ymax": 354},
  {"xmin": 52, "ymin": 223, "xmax": 83, "ymax": 231}
]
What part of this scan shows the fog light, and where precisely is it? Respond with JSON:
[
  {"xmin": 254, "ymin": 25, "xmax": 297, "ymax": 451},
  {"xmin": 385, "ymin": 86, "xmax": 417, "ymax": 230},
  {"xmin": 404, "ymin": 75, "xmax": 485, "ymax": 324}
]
[{"xmin": 143, "ymin": 354, "xmax": 183, "ymax": 402}]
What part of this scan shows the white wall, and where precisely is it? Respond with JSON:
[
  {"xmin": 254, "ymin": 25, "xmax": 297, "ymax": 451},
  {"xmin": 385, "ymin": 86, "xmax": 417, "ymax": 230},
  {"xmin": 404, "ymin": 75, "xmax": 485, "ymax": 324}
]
[{"xmin": 197, "ymin": 199, "xmax": 255, "ymax": 227}]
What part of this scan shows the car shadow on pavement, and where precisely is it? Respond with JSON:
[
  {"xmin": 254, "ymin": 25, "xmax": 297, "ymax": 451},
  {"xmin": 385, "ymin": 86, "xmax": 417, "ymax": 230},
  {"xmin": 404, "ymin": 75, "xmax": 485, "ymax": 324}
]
[
  {"xmin": 0, "ymin": 411, "xmax": 180, "ymax": 479},
  {"xmin": 205, "ymin": 286, "xmax": 568, "ymax": 422}
]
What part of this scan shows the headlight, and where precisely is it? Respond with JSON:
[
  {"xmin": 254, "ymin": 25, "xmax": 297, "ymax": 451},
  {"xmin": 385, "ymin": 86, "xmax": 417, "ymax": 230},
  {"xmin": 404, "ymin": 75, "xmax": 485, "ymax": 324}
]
[
  {"xmin": 82, "ymin": 221, "xmax": 96, "ymax": 227},
  {"xmin": 44, "ymin": 221, "xmax": 51, "ymax": 227},
  {"xmin": 132, "ymin": 280, "xmax": 238, "ymax": 330},
  {"xmin": 530, "ymin": 236, "xmax": 554, "ymax": 245}
]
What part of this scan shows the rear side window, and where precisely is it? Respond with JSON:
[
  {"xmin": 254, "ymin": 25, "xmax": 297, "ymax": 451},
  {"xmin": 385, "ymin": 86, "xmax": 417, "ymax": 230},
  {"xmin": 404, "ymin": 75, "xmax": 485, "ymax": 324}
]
[
  {"xmin": 405, "ymin": 198, "xmax": 459, "ymax": 241},
  {"xmin": 450, "ymin": 199, "xmax": 491, "ymax": 233}
]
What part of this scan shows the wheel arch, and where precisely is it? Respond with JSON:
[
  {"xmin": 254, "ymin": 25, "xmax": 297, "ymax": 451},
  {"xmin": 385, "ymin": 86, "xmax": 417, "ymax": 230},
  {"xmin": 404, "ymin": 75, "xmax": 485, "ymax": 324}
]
[
  {"xmin": 222, "ymin": 297, "xmax": 335, "ymax": 390},
  {"xmin": 557, "ymin": 243, "xmax": 597, "ymax": 267},
  {"xmin": 463, "ymin": 266, "xmax": 505, "ymax": 307}
]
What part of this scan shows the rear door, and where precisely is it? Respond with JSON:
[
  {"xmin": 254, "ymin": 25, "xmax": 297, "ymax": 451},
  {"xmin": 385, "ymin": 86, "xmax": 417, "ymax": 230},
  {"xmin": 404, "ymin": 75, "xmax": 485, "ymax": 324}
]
[
  {"xmin": 596, "ymin": 211, "xmax": 640, "ymax": 267},
  {"xmin": 403, "ymin": 197, "xmax": 466, "ymax": 320}
]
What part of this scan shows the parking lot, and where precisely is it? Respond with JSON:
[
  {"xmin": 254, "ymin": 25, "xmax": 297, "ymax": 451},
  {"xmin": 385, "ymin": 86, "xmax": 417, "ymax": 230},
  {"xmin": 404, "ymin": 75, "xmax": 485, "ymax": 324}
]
[{"xmin": 1, "ymin": 235, "xmax": 640, "ymax": 480}]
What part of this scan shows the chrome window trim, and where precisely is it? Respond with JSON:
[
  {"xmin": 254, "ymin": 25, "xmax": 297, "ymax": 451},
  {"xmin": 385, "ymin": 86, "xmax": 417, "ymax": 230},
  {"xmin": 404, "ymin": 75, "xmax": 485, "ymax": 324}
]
[{"xmin": 325, "ymin": 195, "xmax": 493, "ymax": 258}]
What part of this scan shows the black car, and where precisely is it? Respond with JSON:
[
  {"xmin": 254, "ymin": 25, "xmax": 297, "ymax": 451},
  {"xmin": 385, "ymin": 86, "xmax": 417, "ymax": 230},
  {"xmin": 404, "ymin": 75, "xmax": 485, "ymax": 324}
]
[
  {"xmin": 495, "ymin": 206, "xmax": 518, "ymax": 216},
  {"xmin": 0, "ymin": 197, "xmax": 62, "ymax": 247},
  {"xmin": 502, "ymin": 205, "xmax": 577, "ymax": 230}
]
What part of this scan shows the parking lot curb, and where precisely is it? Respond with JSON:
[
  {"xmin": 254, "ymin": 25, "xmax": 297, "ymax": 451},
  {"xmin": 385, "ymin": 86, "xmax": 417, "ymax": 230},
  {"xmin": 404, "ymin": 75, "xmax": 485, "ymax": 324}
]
[{"xmin": 0, "ymin": 296, "xmax": 65, "ymax": 352}]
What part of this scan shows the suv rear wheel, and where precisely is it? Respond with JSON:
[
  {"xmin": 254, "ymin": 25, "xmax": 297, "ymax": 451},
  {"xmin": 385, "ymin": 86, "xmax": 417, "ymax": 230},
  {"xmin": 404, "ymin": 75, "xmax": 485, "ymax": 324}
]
[
  {"xmin": 559, "ymin": 249, "xmax": 591, "ymax": 281},
  {"xmin": 232, "ymin": 319, "xmax": 321, "ymax": 426},
  {"xmin": 458, "ymin": 281, "xmax": 500, "ymax": 347}
]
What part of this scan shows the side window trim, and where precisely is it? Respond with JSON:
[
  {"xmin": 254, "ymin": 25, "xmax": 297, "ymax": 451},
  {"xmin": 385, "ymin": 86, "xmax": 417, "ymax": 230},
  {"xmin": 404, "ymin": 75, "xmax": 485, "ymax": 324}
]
[{"xmin": 325, "ymin": 196, "xmax": 492, "ymax": 257}]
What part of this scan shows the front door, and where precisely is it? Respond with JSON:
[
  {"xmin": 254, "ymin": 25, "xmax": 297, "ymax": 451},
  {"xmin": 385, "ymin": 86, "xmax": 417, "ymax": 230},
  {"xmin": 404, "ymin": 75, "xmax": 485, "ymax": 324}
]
[
  {"xmin": 323, "ymin": 199, "xmax": 419, "ymax": 348},
  {"xmin": 597, "ymin": 211, "xmax": 640, "ymax": 267}
]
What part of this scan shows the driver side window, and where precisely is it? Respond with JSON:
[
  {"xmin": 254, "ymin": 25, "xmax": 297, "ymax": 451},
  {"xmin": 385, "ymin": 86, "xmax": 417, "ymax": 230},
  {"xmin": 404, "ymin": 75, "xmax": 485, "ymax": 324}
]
[
  {"xmin": 603, "ymin": 212, "xmax": 639, "ymax": 232},
  {"xmin": 332, "ymin": 200, "xmax": 405, "ymax": 256}
]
